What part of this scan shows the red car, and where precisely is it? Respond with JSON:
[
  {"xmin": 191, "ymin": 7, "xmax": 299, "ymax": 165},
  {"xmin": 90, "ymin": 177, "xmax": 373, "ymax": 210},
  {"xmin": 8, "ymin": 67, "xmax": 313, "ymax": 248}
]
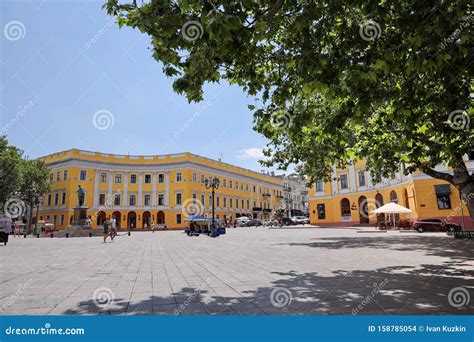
[{"xmin": 412, "ymin": 218, "xmax": 461, "ymax": 233}]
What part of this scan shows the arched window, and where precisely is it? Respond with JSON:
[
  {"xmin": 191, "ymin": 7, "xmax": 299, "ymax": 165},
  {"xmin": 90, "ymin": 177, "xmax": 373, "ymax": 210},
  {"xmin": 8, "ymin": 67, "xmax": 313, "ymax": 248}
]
[{"xmin": 340, "ymin": 198, "xmax": 351, "ymax": 217}]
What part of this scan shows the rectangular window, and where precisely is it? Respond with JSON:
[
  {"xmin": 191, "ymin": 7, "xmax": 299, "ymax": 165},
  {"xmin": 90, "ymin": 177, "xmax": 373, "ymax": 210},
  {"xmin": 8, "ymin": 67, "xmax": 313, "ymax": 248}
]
[
  {"xmin": 247, "ymin": 200, "xmax": 249, "ymax": 209},
  {"xmin": 315, "ymin": 181, "xmax": 324, "ymax": 192},
  {"xmin": 63, "ymin": 170, "xmax": 68, "ymax": 180},
  {"xmin": 100, "ymin": 172, "xmax": 107, "ymax": 183},
  {"xmin": 54, "ymin": 193, "xmax": 59, "ymax": 205},
  {"xmin": 115, "ymin": 174, "xmax": 122, "ymax": 183},
  {"xmin": 236, "ymin": 199, "xmax": 239, "ymax": 208},
  {"xmin": 61, "ymin": 192, "xmax": 66, "ymax": 205},
  {"xmin": 99, "ymin": 194, "xmax": 106, "ymax": 206},
  {"xmin": 223, "ymin": 197, "xmax": 227, "ymax": 208},
  {"xmin": 49, "ymin": 173, "xmax": 53, "ymax": 183},
  {"xmin": 129, "ymin": 194, "xmax": 136, "ymax": 206},
  {"xmin": 176, "ymin": 172, "xmax": 182, "ymax": 182},
  {"xmin": 201, "ymin": 175, "xmax": 206, "ymax": 183},
  {"xmin": 145, "ymin": 174, "xmax": 151, "ymax": 183},
  {"xmin": 114, "ymin": 194, "xmax": 121, "ymax": 206},
  {"xmin": 317, "ymin": 204, "xmax": 326, "ymax": 219},
  {"xmin": 60, "ymin": 215, "xmax": 64, "ymax": 225},
  {"xmin": 158, "ymin": 194, "xmax": 164, "ymax": 206},
  {"xmin": 358, "ymin": 171, "xmax": 366, "ymax": 187},
  {"xmin": 201, "ymin": 194, "xmax": 205, "ymax": 207},
  {"xmin": 242, "ymin": 199, "xmax": 244, "ymax": 208},
  {"xmin": 253, "ymin": 185, "xmax": 256, "ymax": 192},
  {"xmin": 229, "ymin": 180, "xmax": 232, "ymax": 188},
  {"xmin": 56, "ymin": 171, "xmax": 60, "ymax": 182},
  {"xmin": 130, "ymin": 174, "xmax": 137, "ymax": 184},
  {"xmin": 223, "ymin": 179, "xmax": 226, "ymax": 187},
  {"xmin": 47, "ymin": 194, "xmax": 51, "ymax": 206},
  {"xmin": 230, "ymin": 198, "xmax": 233, "ymax": 208},
  {"xmin": 158, "ymin": 174, "xmax": 164, "ymax": 183},
  {"xmin": 144, "ymin": 194, "xmax": 151, "ymax": 206},
  {"xmin": 176, "ymin": 214, "xmax": 182, "ymax": 224},
  {"xmin": 437, "ymin": 194, "xmax": 452, "ymax": 209},
  {"xmin": 216, "ymin": 196, "xmax": 220, "ymax": 207},
  {"xmin": 235, "ymin": 181, "xmax": 239, "ymax": 189},
  {"xmin": 375, "ymin": 173, "xmax": 382, "ymax": 183},
  {"xmin": 176, "ymin": 193, "xmax": 182, "ymax": 205},
  {"xmin": 340, "ymin": 174, "xmax": 348, "ymax": 189},
  {"xmin": 192, "ymin": 172, "xmax": 197, "ymax": 182},
  {"xmin": 80, "ymin": 170, "xmax": 87, "ymax": 181},
  {"xmin": 192, "ymin": 193, "xmax": 197, "ymax": 203}
]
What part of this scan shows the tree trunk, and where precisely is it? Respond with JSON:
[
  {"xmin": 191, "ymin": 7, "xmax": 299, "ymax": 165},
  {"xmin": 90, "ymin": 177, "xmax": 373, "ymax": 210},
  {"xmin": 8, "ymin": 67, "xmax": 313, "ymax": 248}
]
[{"xmin": 27, "ymin": 203, "xmax": 33, "ymax": 234}]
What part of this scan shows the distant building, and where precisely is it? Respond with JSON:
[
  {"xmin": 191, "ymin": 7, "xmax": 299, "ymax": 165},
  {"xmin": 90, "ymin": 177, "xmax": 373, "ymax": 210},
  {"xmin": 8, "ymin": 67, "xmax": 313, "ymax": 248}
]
[
  {"xmin": 275, "ymin": 173, "xmax": 309, "ymax": 217},
  {"xmin": 38, "ymin": 149, "xmax": 285, "ymax": 230}
]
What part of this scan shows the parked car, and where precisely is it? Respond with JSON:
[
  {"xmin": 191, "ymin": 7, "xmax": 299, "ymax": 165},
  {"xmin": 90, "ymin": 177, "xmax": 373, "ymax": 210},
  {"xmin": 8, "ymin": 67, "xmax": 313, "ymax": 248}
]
[
  {"xmin": 263, "ymin": 219, "xmax": 278, "ymax": 227},
  {"xmin": 236, "ymin": 217, "xmax": 251, "ymax": 227},
  {"xmin": 245, "ymin": 219, "xmax": 263, "ymax": 227},
  {"xmin": 412, "ymin": 218, "xmax": 460, "ymax": 233},
  {"xmin": 281, "ymin": 217, "xmax": 296, "ymax": 226},
  {"xmin": 293, "ymin": 216, "xmax": 310, "ymax": 225}
]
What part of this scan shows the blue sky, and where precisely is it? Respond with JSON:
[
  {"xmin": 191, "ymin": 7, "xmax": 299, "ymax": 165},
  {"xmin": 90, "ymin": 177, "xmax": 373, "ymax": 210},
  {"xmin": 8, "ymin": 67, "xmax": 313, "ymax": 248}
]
[{"xmin": 0, "ymin": 0, "xmax": 277, "ymax": 172}]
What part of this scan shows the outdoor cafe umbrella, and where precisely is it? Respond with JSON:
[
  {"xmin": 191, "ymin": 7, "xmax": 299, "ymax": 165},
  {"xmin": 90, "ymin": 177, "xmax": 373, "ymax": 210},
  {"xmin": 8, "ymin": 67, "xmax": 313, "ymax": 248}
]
[{"xmin": 371, "ymin": 202, "xmax": 412, "ymax": 227}]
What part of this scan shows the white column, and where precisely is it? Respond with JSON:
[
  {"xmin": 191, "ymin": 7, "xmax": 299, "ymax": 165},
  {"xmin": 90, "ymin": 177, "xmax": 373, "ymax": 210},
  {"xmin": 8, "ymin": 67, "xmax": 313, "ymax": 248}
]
[
  {"xmin": 123, "ymin": 172, "xmax": 128, "ymax": 209},
  {"xmin": 138, "ymin": 174, "xmax": 143, "ymax": 207},
  {"xmin": 108, "ymin": 171, "xmax": 113, "ymax": 208},
  {"xmin": 331, "ymin": 165, "xmax": 339, "ymax": 195},
  {"xmin": 165, "ymin": 172, "xmax": 170, "ymax": 207},
  {"xmin": 349, "ymin": 164, "xmax": 356, "ymax": 192},
  {"xmin": 93, "ymin": 171, "xmax": 99, "ymax": 208},
  {"xmin": 152, "ymin": 174, "xmax": 157, "ymax": 207}
]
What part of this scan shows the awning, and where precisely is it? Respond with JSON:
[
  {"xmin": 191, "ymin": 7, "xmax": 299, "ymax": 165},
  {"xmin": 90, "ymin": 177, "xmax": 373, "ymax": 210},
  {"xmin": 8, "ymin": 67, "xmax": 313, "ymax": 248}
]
[{"xmin": 434, "ymin": 184, "xmax": 451, "ymax": 195}]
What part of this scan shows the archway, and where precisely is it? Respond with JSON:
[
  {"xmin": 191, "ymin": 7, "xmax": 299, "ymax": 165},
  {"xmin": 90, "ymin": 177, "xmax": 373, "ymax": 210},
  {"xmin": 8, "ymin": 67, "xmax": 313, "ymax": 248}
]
[
  {"xmin": 340, "ymin": 198, "xmax": 351, "ymax": 221},
  {"xmin": 112, "ymin": 211, "xmax": 121, "ymax": 230},
  {"xmin": 142, "ymin": 211, "xmax": 151, "ymax": 229},
  {"xmin": 157, "ymin": 211, "xmax": 165, "ymax": 225},
  {"xmin": 358, "ymin": 196, "xmax": 369, "ymax": 224},
  {"xmin": 97, "ymin": 211, "xmax": 106, "ymax": 226},
  {"xmin": 375, "ymin": 193, "xmax": 384, "ymax": 224},
  {"xmin": 127, "ymin": 211, "xmax": 137, "ymax": 230},
  {"xmin": 390, "ymin": 190, "xmax": 400, "ymax": 224}
]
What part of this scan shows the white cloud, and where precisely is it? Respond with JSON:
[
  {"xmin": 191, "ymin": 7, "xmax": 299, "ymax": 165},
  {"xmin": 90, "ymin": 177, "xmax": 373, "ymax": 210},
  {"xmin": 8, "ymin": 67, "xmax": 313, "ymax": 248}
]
[{"xmin": 237, "ymin": 147, "xmax": 265, "ymax": 160}]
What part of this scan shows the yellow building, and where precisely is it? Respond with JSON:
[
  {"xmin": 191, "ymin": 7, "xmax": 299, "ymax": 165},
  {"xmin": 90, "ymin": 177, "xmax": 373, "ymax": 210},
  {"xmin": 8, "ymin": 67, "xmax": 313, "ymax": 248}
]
[
  {"xmin": 38, "ymin": 149, "xmax": 284, "ymax": 230},
  {"xmin": 309, "ymin": 159, "xmax": 474, "ymax": 230}
]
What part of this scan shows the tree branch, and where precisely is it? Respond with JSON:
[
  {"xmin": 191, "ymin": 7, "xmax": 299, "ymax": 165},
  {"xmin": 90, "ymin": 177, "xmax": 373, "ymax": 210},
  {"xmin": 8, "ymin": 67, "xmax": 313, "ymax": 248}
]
[{"xmin": 418, "ymin": 164, "xmax": 454, "ymax": 183}]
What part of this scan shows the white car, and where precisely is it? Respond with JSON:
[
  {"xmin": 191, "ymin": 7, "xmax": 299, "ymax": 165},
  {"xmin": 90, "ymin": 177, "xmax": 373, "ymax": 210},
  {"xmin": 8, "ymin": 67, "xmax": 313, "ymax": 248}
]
[{"xmin": 236, "ymin": 217, "xmax": 251, "ymax": 226}]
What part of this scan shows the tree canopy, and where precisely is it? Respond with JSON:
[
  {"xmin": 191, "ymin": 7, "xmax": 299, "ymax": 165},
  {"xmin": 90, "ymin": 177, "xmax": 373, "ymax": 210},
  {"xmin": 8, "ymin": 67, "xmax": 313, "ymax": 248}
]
[{"xmin": 104, "ymin": 0, "xmax": 473, "ymax": 217}]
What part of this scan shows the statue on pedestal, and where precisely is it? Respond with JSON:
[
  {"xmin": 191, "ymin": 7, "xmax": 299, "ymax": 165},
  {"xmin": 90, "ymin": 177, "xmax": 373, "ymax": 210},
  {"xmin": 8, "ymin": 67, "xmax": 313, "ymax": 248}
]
[{"xmin": 76, "ymin": 185, "xmax": 85, "ymax": 207}]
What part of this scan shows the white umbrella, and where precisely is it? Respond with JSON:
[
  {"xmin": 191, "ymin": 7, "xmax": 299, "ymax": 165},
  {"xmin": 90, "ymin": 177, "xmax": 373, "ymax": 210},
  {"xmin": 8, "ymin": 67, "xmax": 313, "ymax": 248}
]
[
  {"xmin": 371, "ymin": 202, "xmax": 412, "ymax": 227},
  {"xmin": 372, "ymin": 202, "xmax": 412, "ymax": 214}
]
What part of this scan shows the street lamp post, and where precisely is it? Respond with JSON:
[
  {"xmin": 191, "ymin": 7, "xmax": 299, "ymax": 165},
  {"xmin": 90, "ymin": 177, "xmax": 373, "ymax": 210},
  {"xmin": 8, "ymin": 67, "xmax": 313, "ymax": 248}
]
[{"xmin": 204, "ymin": 176, "xmax": 220, "ymax": 236}]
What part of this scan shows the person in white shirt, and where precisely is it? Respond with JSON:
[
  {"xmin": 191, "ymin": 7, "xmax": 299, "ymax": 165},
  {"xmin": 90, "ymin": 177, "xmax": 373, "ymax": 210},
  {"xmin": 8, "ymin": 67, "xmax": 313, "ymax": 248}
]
[{"xmin": 110, "ymin": 217, "xmax": 117, "ymax": 241}]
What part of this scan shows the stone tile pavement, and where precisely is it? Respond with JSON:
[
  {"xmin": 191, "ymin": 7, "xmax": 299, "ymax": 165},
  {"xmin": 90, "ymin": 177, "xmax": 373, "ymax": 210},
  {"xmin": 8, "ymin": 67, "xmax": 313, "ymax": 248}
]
[{"xmin": 0, "ymin": 227, "xmax": 473, "ymax": 315}]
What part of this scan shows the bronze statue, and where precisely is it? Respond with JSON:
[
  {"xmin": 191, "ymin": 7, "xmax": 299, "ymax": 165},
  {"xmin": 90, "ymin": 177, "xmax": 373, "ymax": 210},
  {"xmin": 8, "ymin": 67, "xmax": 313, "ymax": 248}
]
[{"xmin": 76, "ymin": 185, "xmax": 85, "ymax": 207}]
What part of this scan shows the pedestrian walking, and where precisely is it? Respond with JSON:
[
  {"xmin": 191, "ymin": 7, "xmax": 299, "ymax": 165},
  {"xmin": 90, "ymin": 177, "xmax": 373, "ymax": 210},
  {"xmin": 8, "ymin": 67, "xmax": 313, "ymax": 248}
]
[
  {"xmin": 110, "ymin": 216, "xmax": 117, "ymax": 241},
  {"xmin": 103, "ymin": 218, "xmax": 110, "ymax": 243}
]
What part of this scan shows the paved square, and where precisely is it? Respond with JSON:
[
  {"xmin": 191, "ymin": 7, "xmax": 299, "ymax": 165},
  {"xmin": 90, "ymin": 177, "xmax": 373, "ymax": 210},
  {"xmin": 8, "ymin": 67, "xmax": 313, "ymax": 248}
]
[{"xmin": 1, "ymin": 228, "xmax": 473, "ymax": 315}]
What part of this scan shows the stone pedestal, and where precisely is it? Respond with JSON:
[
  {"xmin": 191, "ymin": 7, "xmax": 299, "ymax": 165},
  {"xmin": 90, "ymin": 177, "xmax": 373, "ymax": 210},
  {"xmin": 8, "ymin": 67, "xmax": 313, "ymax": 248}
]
[{"xmin": 72, "ymin": 207, "xmax": 88, "ymax": 226}]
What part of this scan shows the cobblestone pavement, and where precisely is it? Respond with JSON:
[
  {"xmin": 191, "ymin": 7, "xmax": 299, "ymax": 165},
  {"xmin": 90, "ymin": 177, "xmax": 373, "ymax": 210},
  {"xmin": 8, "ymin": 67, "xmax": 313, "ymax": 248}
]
[{"xmin": 1, "ymin": 227, "xmax": 473, "ymax": 315}]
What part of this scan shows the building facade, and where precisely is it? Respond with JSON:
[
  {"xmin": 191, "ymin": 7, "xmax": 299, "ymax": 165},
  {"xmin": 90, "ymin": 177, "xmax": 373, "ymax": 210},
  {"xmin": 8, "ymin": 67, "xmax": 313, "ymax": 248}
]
[
  {"xmin": 309, "ymin": 158, "xmax": 474, "ymax": 230},
  {"xmin": 275, "ymin": 173, "xmax": 309, "ymax": 216},
  {"xmin": 38, "ymin": 149, "xmax": 284, "ymax": 230}
]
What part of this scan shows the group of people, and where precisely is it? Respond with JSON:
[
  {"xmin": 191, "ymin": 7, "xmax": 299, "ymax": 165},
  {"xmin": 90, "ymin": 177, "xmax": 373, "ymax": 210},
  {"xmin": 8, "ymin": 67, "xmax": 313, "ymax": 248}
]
[{"xmin": 102, "ymin": 217, "xmax": 117, "ymax": 242}]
